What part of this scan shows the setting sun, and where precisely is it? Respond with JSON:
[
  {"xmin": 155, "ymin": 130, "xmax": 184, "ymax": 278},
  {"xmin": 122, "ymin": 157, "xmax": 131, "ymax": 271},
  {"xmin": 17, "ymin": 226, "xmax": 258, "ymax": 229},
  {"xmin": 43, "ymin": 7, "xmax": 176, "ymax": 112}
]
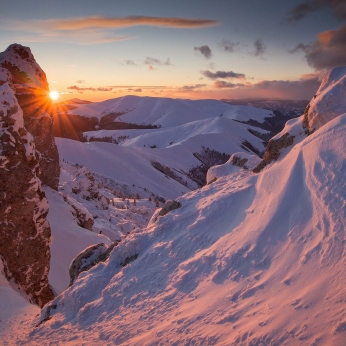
[{"xmin": 49, "ymin": 90, "xmax": 59, "ymax": 100}]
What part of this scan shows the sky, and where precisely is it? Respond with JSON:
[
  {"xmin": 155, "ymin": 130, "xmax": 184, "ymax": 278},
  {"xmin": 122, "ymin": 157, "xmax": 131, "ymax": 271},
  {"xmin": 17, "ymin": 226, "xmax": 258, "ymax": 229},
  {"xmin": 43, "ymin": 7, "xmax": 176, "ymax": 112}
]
[{"xmin": 1, "ymin": 0, "xmax": 346, "ymax": 102}]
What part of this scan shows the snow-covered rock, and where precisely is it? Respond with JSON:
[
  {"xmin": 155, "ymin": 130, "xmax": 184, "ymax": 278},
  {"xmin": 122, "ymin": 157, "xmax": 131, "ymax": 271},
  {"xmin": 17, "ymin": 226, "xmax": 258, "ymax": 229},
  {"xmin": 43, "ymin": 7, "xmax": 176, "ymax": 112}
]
[
  {"xmin": 303, "ymin": 66, "xmax": 346, "ymax": 133},
  {"xmin": 0, "ymin": 83, "xmax": 54, "ymax": 307},
  {"xmin": 0, "ymin": 43, "xmax": 60, "ymax": 189},
  {"xmin": 207, "ymin": 152, "xmax": 261, "ymax": 183},
  {"xmin": 62, "ymin": 166, "xmax": 110, "ymax": 210},
  {"xmin": 158, "ymin": 199, "xmax": 182, "ymax": 217},
  {"xmin": 69, "ymin": 242, "xmax": 117, "ymax": 286},
  {"xmin": 63, "ymin": 195, "xmax": 94, "ymax": 230},
  {"xmin": 254, "ymin": 65, "xmax": 346, "ymax": 172}
]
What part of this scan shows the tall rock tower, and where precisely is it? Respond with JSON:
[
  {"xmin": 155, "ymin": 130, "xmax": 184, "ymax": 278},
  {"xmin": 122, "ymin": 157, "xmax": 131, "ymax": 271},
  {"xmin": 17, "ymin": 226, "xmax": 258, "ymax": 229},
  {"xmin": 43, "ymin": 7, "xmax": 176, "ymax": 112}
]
[{"xmin": 0, "ymin": 44, "xmax": 60, "ymax": 307}]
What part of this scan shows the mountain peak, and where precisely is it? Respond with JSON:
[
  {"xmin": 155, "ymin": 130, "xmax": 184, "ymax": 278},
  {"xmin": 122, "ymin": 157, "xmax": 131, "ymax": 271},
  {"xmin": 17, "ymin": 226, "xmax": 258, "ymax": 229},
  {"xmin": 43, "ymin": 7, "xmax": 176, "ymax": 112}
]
[{"xmin": 0, "ymin": 43, "xmax": 48, "ymax": 91}]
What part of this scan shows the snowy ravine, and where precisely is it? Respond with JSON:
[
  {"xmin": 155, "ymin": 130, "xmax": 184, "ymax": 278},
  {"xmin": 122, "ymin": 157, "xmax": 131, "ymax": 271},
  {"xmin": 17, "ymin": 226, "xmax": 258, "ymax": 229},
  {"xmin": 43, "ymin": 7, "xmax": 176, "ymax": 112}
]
[{"xmin": 25, "ymin": 70, "xmax": 346, "ymax": 344}]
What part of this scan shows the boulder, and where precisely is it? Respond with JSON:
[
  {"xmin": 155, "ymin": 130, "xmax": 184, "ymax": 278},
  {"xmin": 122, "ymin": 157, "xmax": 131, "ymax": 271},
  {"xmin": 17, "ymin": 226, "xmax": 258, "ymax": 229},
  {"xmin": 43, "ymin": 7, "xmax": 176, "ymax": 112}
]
[{"xmin": 159, "ymin": 200, "xmax": 182, "ymax": 217}]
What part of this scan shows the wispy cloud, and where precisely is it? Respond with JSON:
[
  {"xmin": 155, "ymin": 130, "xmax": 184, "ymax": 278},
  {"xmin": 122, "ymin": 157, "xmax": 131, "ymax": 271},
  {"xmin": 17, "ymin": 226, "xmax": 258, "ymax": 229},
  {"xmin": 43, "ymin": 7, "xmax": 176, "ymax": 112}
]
[
  {"xmin": 144, "ymin": 57, "xmax": 172, "ymax": 66},
  {"xmin": 2, "ymin": 15, "xmax": 218, "ymax": 45},
  {"xmin": 220, "ymin": 40, "xmax": 240, "ymax": 53},
  {"xmin": 209, "ymin": 73, "xmax": 320, "ymax": 99},
  {"xmin": 124, "ymin": 60, "xmax": 136, "ymax": 66},
  {"xmin": 201, "ymin": 70, "xmax": 246, "ymax": 80},
  {"xmin": 252, "ymin": 39, "xmax": 266, "ymax": 56},
  {"xmin": 194, "ymin": 45, "xmax": 212, "ymax": 59},
  {"xmin": 177, "ymin": 84, "xmax": 206, "ymax": 92},
  {"xmin": 285, "ymin": 0, "xmax": 346, "ymax": 22},
  {"xmin": 290, "ymin": 23, "xmax": 346, "ymax": 69},
  {"xmin": 213, "ymin": 81, "xmax": 246, "ymax": 88},
  {"xmin": 76, "ymin": 80, "xmax": 85, "ymax": 84},
  {"xmin": 13, "ymin": 16, "xmax": 220, "ymax": 31},
  {"xmin": 67, "ymin": 85, "xmax": 113, "ymax": 92}
]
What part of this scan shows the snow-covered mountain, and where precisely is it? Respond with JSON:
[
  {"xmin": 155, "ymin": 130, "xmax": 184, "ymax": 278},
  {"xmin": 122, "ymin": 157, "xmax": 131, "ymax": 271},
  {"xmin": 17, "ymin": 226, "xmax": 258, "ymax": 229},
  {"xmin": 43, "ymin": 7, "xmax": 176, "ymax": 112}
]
[
  {"xmin": 56, "ymin": 95, "xmax": 292, "ymax": 190},
  {"xmin": 5, "ymin": 66, "xmax": 341, "ymax": 345},
  {"xmin": 1, "ymin": 44, "xmax": 346, "ymax": 345}
]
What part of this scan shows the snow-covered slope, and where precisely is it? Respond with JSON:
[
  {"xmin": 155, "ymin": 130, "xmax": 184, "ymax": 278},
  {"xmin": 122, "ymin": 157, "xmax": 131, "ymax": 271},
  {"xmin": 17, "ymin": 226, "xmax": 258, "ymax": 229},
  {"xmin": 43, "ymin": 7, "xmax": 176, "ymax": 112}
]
[
  {"xmin": 71, "ymin": 95, "xmax": 274, "ymax": 127},
  {"xmin": 0, "ymin": 269, "xmax": 39, "ymax": 344},
  {"xmin": 56, "ymin": 138, "xmax": 192, "ymax": 198},
  {"xmin": 28, "ymin": 109, "xmax": 346, "ymax": 345}
]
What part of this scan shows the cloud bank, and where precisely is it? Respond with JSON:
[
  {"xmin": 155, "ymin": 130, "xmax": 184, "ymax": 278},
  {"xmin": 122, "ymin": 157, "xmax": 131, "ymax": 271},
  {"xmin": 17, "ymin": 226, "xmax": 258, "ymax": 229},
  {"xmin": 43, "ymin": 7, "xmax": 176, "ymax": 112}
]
[
  {"xmin": 291, "ymin": 24, "xmax": 346, "ymax": 69},
  {"xmin": 285, "ymin": 0, "xmax": 346, "ymax": 22}
]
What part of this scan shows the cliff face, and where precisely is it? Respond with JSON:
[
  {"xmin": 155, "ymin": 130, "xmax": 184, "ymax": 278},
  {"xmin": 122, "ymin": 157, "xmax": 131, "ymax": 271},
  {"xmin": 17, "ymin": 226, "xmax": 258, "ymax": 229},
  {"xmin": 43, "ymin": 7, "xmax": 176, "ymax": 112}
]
[
  {"xmin": 0, "ymin": 82, "xmax": 54, "ymax": 307},
  {"xmin": 0, "ymin": 44, "xmax": 60, "ymax": 190},
  {"xmin": 0, "ymin": 44, "xmax": 59, "ymax": 307}
]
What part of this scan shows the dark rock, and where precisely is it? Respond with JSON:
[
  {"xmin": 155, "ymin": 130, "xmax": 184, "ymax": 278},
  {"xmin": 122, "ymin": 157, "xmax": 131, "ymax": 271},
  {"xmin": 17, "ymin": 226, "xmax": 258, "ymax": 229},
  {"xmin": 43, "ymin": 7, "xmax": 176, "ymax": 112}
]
[
  {"xmin": 63, "ymin": 195, "xmax": 94, "ymax": 230},
  {"xmin": 231, "ymin": 155, "xmax": 249, "ymax": 169},
  {"xmin": 120, "ymin": 254, "xmax": 138, "ymax": 267},
  {"xmin": 159, "ymin": 200, "xmax": 182, "ymax": 217},
  {"xmin": 69, "ymin": 242, "xmax": 119, "ymax": 286},
  {"xmin": 0, "ymin": 82, "xmax": 54, "ymax": 307},
  {"xmin": 253, "ymin": 133, "xmax": 295, "ymax": 173}
]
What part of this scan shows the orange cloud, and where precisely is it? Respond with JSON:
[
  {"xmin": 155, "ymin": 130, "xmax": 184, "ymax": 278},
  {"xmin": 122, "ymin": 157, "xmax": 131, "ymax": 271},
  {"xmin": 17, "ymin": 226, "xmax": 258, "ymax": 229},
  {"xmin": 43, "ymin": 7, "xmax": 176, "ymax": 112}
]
[
  {"xmin": 290, "ymin": 23, "xmax": 346, "ymax": 69},
  {"xmin": 40, "ymin": 16, "xmax": 220, "ymax": 31}
]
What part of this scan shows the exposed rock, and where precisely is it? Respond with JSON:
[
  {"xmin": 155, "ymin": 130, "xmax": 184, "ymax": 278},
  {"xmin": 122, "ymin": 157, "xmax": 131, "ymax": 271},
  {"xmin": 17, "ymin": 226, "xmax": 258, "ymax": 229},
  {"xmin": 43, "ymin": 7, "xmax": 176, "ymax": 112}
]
[
  {"xmin": 63, "ymin": 195, "xmax": 94, "ymax": 230},
  {"xmin": 0, "ymin": 43, "xmax": 60, "ymax": 190},
  {"xmin": 159, "ymin": 200, "xmax": 182, "ymax": 217},
  {"xmin": 69, "ymin": 242, "xmax": 119, "ymax": 286},
  {"xmin": 252, "ymin": 66, "xmax": 346, "ymax": 174},
  {"xmin": 0, "ymin": 83, "xmax": 54, "ymax": 307},
  {"xmin": 62, "ymin": 166, "xmax": 110, "ymax": 210},
  {"xmin": 253, "ymin": 133, "xmax": 295, "ymax": 173},
  {"xmin": 231, "ymin": 155, "xmax": 249, "ymax": 169},
  {"xmin": 120, "ymin": 254, "xmax": 138, "ymax": 267}
]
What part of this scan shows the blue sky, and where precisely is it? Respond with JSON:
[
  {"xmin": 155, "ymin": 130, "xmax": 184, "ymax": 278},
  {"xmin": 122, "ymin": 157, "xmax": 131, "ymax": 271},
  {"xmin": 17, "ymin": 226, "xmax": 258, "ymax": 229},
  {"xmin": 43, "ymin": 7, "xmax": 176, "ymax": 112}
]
[{"xmin": 1, "ymin": 0, "xmax": 345, "ymax": 101}]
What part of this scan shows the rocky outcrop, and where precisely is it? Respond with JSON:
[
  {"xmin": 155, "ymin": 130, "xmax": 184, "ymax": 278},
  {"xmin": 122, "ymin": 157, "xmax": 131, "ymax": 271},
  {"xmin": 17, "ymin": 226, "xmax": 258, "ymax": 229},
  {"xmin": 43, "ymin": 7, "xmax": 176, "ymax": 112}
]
[
  {"xmin": 0, "ymin": 83, "xmax": 54, "ymax": 307},
  {"xmin": 231, "ymin": 155, "xmax": 249, "ymax": 169},
  {"xmin": 303, "ymin": 66, "xmax": 346, "ymax": 134},
  {"xmin": 63, "ymin": 195, "xmax": 94, "ymax": 230},
  {"xmin": 159, "ymin": 200, "xmax": 182, "ymax": 217},
  {"xmin": 253, "ymin": 133, "xmax": 295, "ymax": 173},
  {"xmin": 0, "ymin": 44, "xmax": 60, "ymax": 190},
  {"xmin": 62, "ymin": 166, "xmax": 110, "ymax": 210},
  {"xmin": 69, "ymin": 242, "xmax": 119, "ymax": 286}
]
